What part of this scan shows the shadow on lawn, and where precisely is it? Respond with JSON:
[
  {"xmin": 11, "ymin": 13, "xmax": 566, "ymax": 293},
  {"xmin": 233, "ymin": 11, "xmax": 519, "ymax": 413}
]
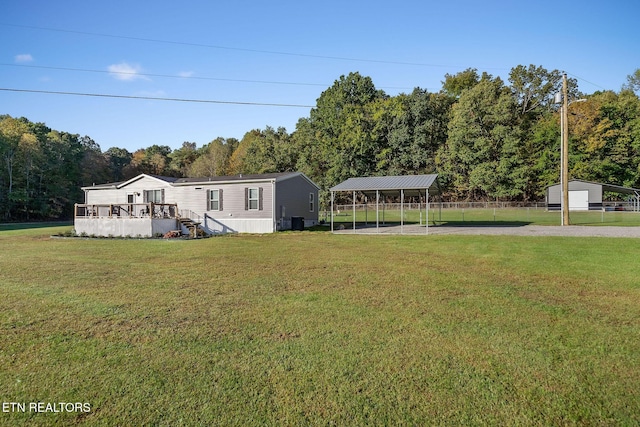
[
  {"xmin": 0, "ymin": 221, "xmax": 72, "ymax": 232},
  {"xmin": 434, "ymin": 220, "xmax": 532, "ymax": 227}
]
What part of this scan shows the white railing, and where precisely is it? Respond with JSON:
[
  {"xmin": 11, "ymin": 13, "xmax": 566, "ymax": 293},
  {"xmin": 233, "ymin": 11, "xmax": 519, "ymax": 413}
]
[
  {"xmin": 75, "ymin": 203, "xmax": 178, "ymax": 219},
  {"xmin": 179, "ymin": 209, "xmax": 202, "ymax": 223}
]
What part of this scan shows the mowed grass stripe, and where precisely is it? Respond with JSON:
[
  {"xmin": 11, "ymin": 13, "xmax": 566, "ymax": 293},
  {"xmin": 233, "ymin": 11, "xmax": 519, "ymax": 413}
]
[{"xmin": 1, "ymin": 227, "xmax": 639, "ymax": 425}]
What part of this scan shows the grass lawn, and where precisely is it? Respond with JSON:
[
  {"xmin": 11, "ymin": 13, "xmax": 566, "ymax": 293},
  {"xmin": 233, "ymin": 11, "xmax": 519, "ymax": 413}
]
[
  {"xmin": 1, "ymin": 224, "xmax": 639, "ymax": 425},
  {"xmin": 328, "ymin": 207, "xmax": 640, "ymax": 226}
]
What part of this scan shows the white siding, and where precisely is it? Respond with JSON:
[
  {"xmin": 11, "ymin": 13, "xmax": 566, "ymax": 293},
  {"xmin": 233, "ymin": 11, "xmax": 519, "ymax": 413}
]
[
  {"xmin": 173, "ymin": 182, "xmax": 274, "ymax": 221},
  {"xmin": 85, "ymin": 176, "xmax": 173, "ymax": 205},
  {"xmin": 75, "ymin": 218, "xmax": 177, "ymax": 237},
  {"xmin": 80, "ymin": 173, "xmax": 318, "ymax": 234}
]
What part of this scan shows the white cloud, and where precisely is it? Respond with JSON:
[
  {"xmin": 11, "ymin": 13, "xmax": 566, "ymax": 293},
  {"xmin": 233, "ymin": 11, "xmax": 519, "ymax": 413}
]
[
  {"xmin": 108, "ymin": 62, "xmax": 149, "ymax": 81},
  {"xmin": 15, "ymin": 54, "xmax": 34, "ymax": 63},
  {"xmin": 178, "ymin": 71, "xmax": 194, "ymax": 78}
]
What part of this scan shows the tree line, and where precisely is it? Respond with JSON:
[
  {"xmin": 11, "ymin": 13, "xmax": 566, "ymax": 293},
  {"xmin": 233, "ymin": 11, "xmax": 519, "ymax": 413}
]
[{"xmin": 2, "ymin": 65, "xmax": 639, "ymax": 220}]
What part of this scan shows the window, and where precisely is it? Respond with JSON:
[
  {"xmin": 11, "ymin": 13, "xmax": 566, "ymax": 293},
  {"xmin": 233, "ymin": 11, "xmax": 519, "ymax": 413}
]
[
  {"xmin": 208, "ymin": 189, "xmax": 223, "ymax": 211},
  {"xmin": 309, "ymin": 192, "xmax": 315, "ymax": 212},
  {"xmin": 245, "ymin": 187, "xmax": 263, "ymax": 211},
  {"xmin": 248, "ymin": 188, "xmax": 259, "ymax": 210},
  {"xmin": 144, "ymin": 189, "xmax": 164, "ymax": 203}
]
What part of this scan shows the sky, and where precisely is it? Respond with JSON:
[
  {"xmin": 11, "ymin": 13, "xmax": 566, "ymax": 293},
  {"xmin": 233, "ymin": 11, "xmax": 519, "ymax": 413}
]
[{"xmin": 1, "ymin": 0, "xmax": 639, "ymax": 153}]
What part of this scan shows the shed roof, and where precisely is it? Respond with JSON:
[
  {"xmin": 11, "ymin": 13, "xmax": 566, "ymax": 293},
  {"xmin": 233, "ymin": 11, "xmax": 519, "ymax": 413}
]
[
  {"xmin": 330, "ymin": 174, "xmax": 439, "ymax": 196},
  {"xmin": 547, "ymin": 179, "xmax": 640, "ymax": 195}
]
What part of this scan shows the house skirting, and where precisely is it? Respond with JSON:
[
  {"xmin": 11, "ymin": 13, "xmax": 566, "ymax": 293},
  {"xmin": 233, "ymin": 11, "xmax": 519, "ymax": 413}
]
[
  {"xmin": 75, "ymin": 217, "xmax": 178, "ymax": 237},
  {"xmin": 203, "ymin": 217, "xmax": 274, "ymax": 234}
]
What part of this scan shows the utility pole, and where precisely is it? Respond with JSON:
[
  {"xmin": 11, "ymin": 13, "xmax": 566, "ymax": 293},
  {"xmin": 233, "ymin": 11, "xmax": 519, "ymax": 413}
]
[{"xmin": 561, "ymin": 73, "xmax": 570, "ymax": 226}]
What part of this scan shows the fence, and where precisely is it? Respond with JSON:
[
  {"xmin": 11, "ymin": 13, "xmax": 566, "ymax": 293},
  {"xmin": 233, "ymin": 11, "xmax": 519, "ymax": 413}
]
[{"xmin": 322, "ymin": 202, "xmax": 640, "ymax": 226}]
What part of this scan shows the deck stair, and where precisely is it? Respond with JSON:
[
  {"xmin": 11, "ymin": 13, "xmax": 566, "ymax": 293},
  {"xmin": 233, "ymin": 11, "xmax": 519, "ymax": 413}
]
[
  {"xmin": 178, "ymin": 217, "xmax": 200, "ymax": 238},
  {"xmin": 177, "ymin": 209, "xmax": 204, "ymax": 238}
]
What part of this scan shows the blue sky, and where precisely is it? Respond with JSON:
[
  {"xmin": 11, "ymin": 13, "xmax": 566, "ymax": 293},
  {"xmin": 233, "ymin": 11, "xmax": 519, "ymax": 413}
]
[{"xmin": 2, "ymin": 0, "xmax": 638, "ymax": 152}]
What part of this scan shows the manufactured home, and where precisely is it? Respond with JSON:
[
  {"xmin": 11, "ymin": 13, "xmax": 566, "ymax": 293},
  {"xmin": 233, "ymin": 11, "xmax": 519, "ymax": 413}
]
[{"xmin": 75, "ymin": 172, "xmax": 320, "ymax": 237}]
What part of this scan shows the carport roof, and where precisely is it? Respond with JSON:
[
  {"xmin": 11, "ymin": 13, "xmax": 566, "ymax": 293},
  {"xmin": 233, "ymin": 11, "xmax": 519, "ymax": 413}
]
[{"xmin": 330, "ymin": 174, "xmax": 439, "ymax": 196}]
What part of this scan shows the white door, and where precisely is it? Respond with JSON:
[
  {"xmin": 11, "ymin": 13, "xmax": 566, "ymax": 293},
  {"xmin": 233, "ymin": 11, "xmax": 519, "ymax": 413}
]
[{"xmin": 569, "ymin": 190, "xmax": 589, "ymax": 211}]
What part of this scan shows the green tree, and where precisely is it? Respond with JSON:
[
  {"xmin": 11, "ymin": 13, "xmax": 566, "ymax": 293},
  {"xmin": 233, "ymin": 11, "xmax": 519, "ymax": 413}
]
[
  {"xmin": 187, "ymin": 138, "xmax": 235, "ymax": 177},
  {"xmin": 570, "ymin": 91, "xmax": 640, "ymax": 187},
  {"xmin": 0, "ymin": 116, "xmax": 32, "ymax": 195},
  {"xmin": 526, "ymin": 111, "xmax": 562, "ymax": 197},
  {"xmin": 438, "ymin": 77, "xmax": 524, "ymax": 200},
  {"xmin": 508, "ymin": 64, "xmax": 570, "ymax": 116},
  {"xmin": 377, "ymin": 89, "xmax": 453, "ymax": 175},
  {"xmin": 38, "ymin": 129, "xmax": 84, "ymax": 218},
  {"xmin": 168, "ymin": 141, "xmax": 198, "ymax": 176},
  {"xmin": 622, "ymin": 68, "xmax": 640, "ymax": 93},
  {"xmin": 145, "ymin": 145, "xmax": 173, "ymax": 175},
  {"xmin": 242, "ymin": 127, "xmax": 297, "ymax": 174},
  {"xmin": 79, "ymin": 136, "xmax": 110, "ymax": 187},
  {"xmin": 105, "ymin": 147, "xmax": 132, "ymax": 182},
  {"xmin": 295, "ymin": 72, "xmax": 387, "ymax": 206},
  {"xmin": 441, "ymin": 68, "xmax": 481, "ymax": 98}
]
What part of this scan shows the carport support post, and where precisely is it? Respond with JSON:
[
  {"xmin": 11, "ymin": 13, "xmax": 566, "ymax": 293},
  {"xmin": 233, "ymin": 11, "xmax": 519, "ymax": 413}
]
[
  {"xmin": 365, "ymin": 196, "xmax": 368, "ymax": 225},
  {"xmin": 353, "ymin": 190, "xmax": 356, "ymax": 233},
  {"xmin": 426, "ymin": 188, "xmax": 429, "ymax": 235},
  {"xmin": 401, "ymin": 189, "xmax": 404, "ymax": 234},
  {"xmin": 330, "ymin": 191, "xmax": 334, "ymax": 232},
  {"xmin": 376, "ymin": 190, "xmax": 379, "ymax": 233}
]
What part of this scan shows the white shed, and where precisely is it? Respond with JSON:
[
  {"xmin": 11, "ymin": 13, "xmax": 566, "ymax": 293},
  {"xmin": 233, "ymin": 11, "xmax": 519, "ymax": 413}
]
[{"xmin": 546, "ymin": 180, "xmax": 640, "ymax": 211}]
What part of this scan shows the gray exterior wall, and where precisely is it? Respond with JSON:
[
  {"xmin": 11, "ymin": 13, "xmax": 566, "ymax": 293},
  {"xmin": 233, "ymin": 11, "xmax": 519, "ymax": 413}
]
[
  {"xmin": 547, "ymin": 181, "xmax": 603, "ymax": 210},
  {"xmin": 275, "ymin": 174, "xmax": 319, "ymax": 229}
]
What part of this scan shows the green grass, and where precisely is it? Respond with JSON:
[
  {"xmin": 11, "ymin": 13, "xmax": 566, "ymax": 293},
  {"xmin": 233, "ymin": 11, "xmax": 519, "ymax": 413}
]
[
  {"xmin": 1, "ymin": 225, "xmax": 640, "ymax": 425},
  {"xmin": 328, "ymin": 207, "xmax": 640, "ymax": 226}
]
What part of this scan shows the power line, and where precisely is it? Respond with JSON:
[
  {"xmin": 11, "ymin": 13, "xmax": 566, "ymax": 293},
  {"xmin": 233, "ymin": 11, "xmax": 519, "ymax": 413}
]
[
  {"xmin": 566, "ymin": 72, "xmax": 608, "ymax": 91},
  {"xmin": 0, "ymin": 88, "xmax": 315, "ymax": 108},
  {"xmin": 1, "ymin": 22, "xmax": 485, "ymax": 70},
  {"xmin": 1, "ymin": 63, "xmax": 325, "ymax": 87},
  {"xmin": 1, "ymin": 24, "xmax": 612, "ymax": 91},
  {"xmin": 0, "ymin": 63, "xmax": 416, "ymax": 91},
  {"xmin": 2, "ymin": 23, "xmax": 610, "ymax": 93}
]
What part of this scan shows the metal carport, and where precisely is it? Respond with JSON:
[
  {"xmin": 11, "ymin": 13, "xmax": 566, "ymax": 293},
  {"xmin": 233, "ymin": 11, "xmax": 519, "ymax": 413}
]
[{"xmin": 329, "ymin": 174, "xmax": 440, "ymax": 234}]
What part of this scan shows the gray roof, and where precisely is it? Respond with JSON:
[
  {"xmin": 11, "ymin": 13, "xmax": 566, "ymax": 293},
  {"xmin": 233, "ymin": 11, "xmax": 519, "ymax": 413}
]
[
  {"xmin": 331, "ymin": 174, "xmax": 439, "ymax": 195},
  {"xmin": 548, "ymin": 179, "xmax": 640, "ymax": 195},
  {"xmin": 174, "ymin": 172, "xmax": 294, "ymax": 184},
  {"xmin": 82, "ymin": 172, "xmax": 320, "ymax": 190}
]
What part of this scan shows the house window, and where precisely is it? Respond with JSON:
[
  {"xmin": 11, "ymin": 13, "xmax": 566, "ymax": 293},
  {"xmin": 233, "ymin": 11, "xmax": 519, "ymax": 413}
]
[
  {"xmin": 248, "ymin": 188, "xmax": 259, "ymax": 210},
  {"xmin": 309, "ymin": 193, "xmax": 315, "ymax": 212},
  {"xmin": 208, "ymin": 189, "xmax": 223, "ymax": 211},
  {"xmin": 144, "ymin": 189, "xmax": 164, "ymax": 203}
]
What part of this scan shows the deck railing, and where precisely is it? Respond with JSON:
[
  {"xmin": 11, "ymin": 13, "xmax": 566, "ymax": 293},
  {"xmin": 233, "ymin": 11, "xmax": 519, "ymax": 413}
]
[
  {"xmin": 179, "ymin": 209, "xmax": 202, "ymax": 223},
  {"xmin": 75, "ymin": 203, "xmax": 178, "ymax": 219}
]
